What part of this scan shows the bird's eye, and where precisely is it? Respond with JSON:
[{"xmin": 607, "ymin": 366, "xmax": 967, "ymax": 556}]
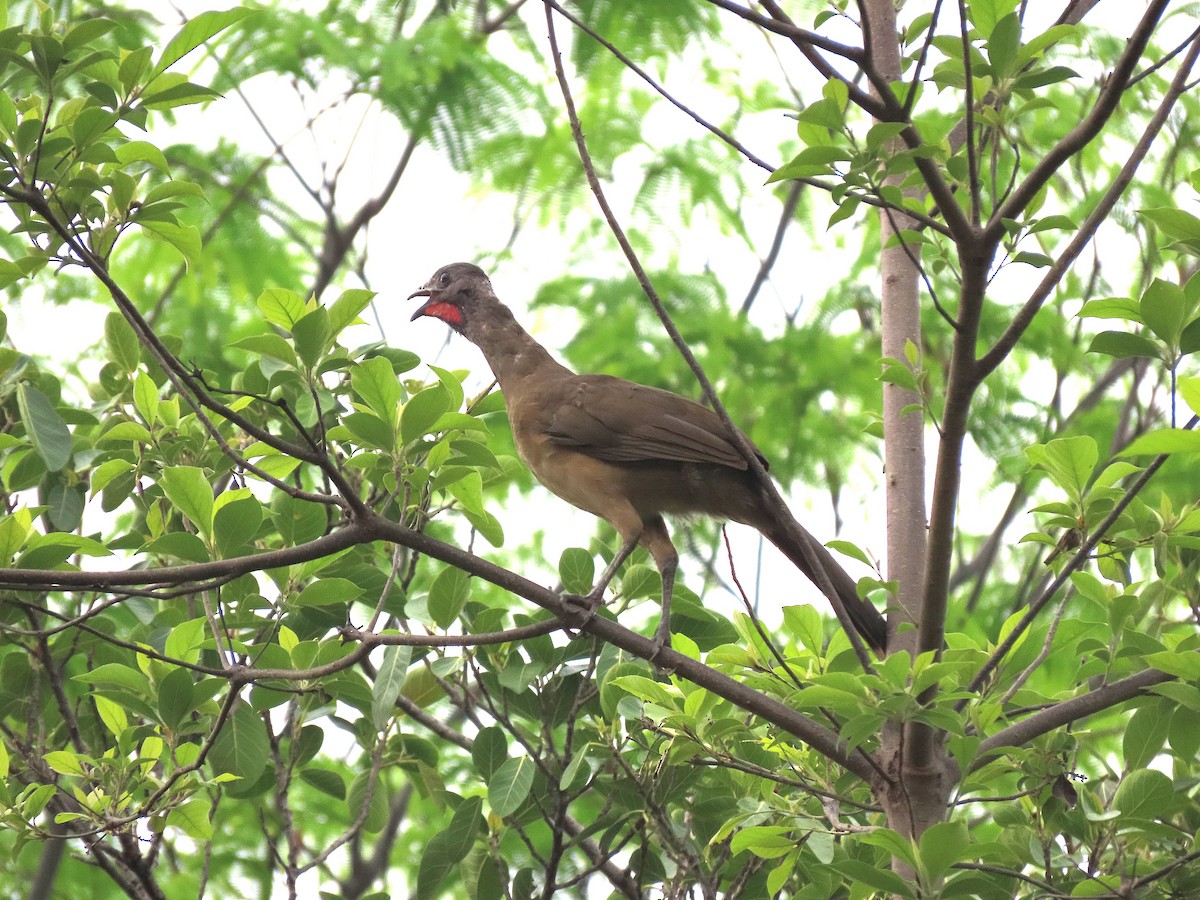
[{"xmin": 439, "ymin": 272, "xmax": 450, "ymax": 286}]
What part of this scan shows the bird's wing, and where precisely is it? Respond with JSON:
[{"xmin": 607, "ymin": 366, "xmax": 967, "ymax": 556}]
[{"xmin": 543, "ymin": 374, "xmax": 762, "ymax": 470}]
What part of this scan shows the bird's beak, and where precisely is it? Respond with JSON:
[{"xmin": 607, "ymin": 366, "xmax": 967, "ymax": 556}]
[{"xmin": 408, "ymin": 287, "xmax": 434, "ymax": 321}]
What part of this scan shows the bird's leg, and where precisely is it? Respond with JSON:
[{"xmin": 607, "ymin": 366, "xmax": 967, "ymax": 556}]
[
  {"xmin": 651, "ymin": 554, "xmax": 677, "ymax": 662},
  {"xmin": 562, "ymin": 535, "xmax": 640, "ymax": 632},
  {"xmin": 640, "ymin": 516, "xmax": 679, "ymax": 663}
]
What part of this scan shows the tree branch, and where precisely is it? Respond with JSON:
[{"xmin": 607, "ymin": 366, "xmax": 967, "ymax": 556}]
[
  {"xmin": 984, "ymin": 0, "xmax": 1173, "ymax": 239},
  {"xmin": 976, "ymin": 29, "xmax": 1200, "ymax": 380},
  {"xmin": 974, "ymin": 667, "xmax": 1174, "ymax": 768}
]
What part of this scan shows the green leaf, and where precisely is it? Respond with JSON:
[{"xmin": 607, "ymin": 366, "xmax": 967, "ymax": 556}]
[
  {"xmin": 115, "ymin": 140, "xmax": 170, "ymax": 172},
  {"xmin": 1080, "ymin": 297, "xmax": 1142, "ymax": 321},
  {"xmin": 1181, "ymin": 378, "xmax": 1200, "ymax": 417},
  {"xmin": 229, "ymin": 333, "xmax": 297, "ymax": 366},
  {"xmin": 99, "ymin": 420, "xmax": 153, "ymax": 443},
  {"xmin": 488, "ymin": 756, "xmax": 534, "ymax": 817},
  {"xmin": 328, "ymin": 288, "xmax": 375, "ymax": 336},
  {"xmin": 767, "ymin": 145, "xmax": 850, "ymax": 183},
  {"xmin": 610, "ymin": 675, "xmax": 679, "ymax": 709},
  {"xmin": 1012, "ymin": 251, "xmax": 1052, "ymax": 268},
  {"xmin": 1015, "ymin": 23, "xmax": 1078, "ymax": 67},
  {"xmin": 401, "ymin": 386, "xmax": 451, "ymax": 445},
  {"xmin": 1182, "ymin": 319, "xmax": 1200, "ymax": 355},
  {"xmin": 783, "ymin": 604, "xmax": 824, "ymax": 652},
  {"xmin": 104, "ymin": 311, "xmax": 140, "ymax": 372},
  {"xmin": 858, "ymin": 827, "xmax": 919, "ymax": 867},
  {"xmin": 620, "ymin": 564, "xmax": 659, "ymax": 599},
  {"xmin": 471, "ymin": 726, "xmax": 508, "ymax": 780},
  {"xmin": 918, "ymin": 820, "xmax": 970, "ymax": 882},
  {"xmin": 986, "ymin": 13, "xmax": 1020, "ymax": 78},
  {"xmin": 427, "ymin": 365, "xmax": 465, "ymax": 413},
  {"xmin": 133, "ymin": 371, "xmax": 159, "ymax": 426},
  {"xmin": 353, "ymin": 355, "xmax": 402, "ymax": 425},
  {"xmin": 89, "ymin": 459, "xmax": 133, "ymax": 497},
  {"xmin": 1169, "ymin": 706, "xmax": 1200, "ymax": 760},
  {"xmin": 157, "ymin": 666, "xmax": 195, "ymax": 731},
  {"xmin": 74, "ymin": 663, "xmax": 148, "ymax": 694},
  {"xmin": 446, "ymin": 470, "xmax": 485, "ymax": 518},
  {"xmin": 17, "ymin": 532, "xmax": 111, "ymax": 569},
  {"xmin": 1122, "ymin": 429, "xmax": 1200, "ymax": 456},
  {"xmin": 767, "ymin": 851, "xmax": 798, "ymax": 896},
  {"xmin": 295, "ymin": 577, "xmax": 363, "ymax": 607},
  {"xmin": 292, "ymin": 306, "xmax": 331, "ymax": 369},
  {"xmin": 143, "ymin": 79, "xmax": 222, "ymax": 109},
  {"xmin": 153, "ymin": 7, "xmax": 254, "ymax": 76},
  {"xmin": 16, "ymin": 383, "xmax": 72, "ymax": 471},
  {"xmin": 1087, "ymin": 331, "xmax": 1162, "ymax": 361},
  {"xmin": 730, "ymin": 825, "xmax": 796, "ymax": 859},
  {"xmin": 342, "ymin": 412, "xmax": 395, "ymax": 450},
  {"xmin": 141, "ymin": 531, "xmax": 210, "ymax": 563},
  {"xmin": 299, "ymin": 767, "xmax": 346, "ymax": 799},
  {"xmin": 371, "ymin": 644, "xmax": 412, "ymax": 731},
  {"xmin": 1123, "ymin": 702, "xmax": 1170, "ymax": 771},
  {"xmin": 62, "ymin": 17, "xmax": 116, "ymax": 53},
  {"xmin": 209, "ymin": 702, "xmax": 269, "ymax": 785},
  {"xmin": 258, "ymin": 288, "xmax": 307, "ymax": 330},
  {"xmin": 417, "ymin": 796, "xmax": 483, "ymax": 900},
  {"xmin": 213, "ymin": 495, "xmax": 262, "ymax": 558},
  {"xmin": 429, "ymin": 566, "xmax": 470, "ymax": 629},
  {"xmin": 139, "ymin": 221, "xmax": 202, "ymax": 267},
  {"xmin": 558, "ymin": 547, "xmax": 595, "ymax": 595},
  {"xmin": 1141, "ymin": 207, "xmax": 1200, "ymax": 242},
  {"xmin": 94, "ymin": 694, "xmax": 128, "ymax": 737},
  {"xmin": 1142, "ymin": 650, "xmax": 1200, "ymax": 680},
  {"xmin": 1140, "ymin": 279, "xmax": 1186, "ymax": 345},
  {"xmin": 165, "ymin": 617, "xmax": 206, "ymax": 664},
  {"xmin": 462, "ymin": 508, "xmax": 504, "ymax": 548},
  {"xmin": 1025, "ymin": 436, "xmax": 1096, "ymax": 504},
  {"xmin": 969, "ymin": 0, "xmax": 1019, "ymax": 37},
  {"xmin": 159, "ymin": 466, "xmax": 213, "ymax": 538},
  {"xmin": 833, "ymin": 858, "xmax": 916, "ymax": 897},
  {"xmin": 272, "ymin": 494, "xmax": 328, "ymax": 546},
  {"xmin": 166, "ymin": 798, "xmax": 213, "ymax": 841},
  {"xmin": 72, "ymin": 106, "xmax": 117, "ymax": 146},
  {"xmin": 44, "ymin": 484, "xmax": 83, "ymax": 534},
  {"xmin": 347, "ymin": 770, "xmax": 388, "ymax": 833},
  {"xmin": 1112, "ymin": 768, "xmax": 1173, "ymax": 819},
  {"xmin": 44, "ymin": 750, "xmax": 87, "ymax": 776}
]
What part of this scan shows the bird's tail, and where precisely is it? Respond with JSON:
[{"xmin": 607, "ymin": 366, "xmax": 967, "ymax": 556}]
[{"xmin": 762, "ymin": 520, "xmax": 887, "ymax": 654}]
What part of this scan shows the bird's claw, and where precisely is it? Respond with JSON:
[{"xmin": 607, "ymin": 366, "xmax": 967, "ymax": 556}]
[
  {"xmin": 562, "ymin": 591, "xmax": 603, "ymax": 638},
  {"xmin": 647, "ymin": 621, "xmax": 675, "ymax": 671}
]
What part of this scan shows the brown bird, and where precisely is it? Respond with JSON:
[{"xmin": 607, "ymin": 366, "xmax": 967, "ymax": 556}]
[{"xmin": 409, "ymin": 263, "xmax": 886, "ymax": 656}]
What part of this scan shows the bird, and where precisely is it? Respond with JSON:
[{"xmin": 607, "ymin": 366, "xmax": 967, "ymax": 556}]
[{"xmin": 408, "ymin": 262, "xmax": 887, "ymax": 657}]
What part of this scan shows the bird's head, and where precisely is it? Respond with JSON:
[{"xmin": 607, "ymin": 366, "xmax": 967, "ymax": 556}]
[{"xmin": 408, "ymin": 262, "xmax": 494, "ymax": 334}]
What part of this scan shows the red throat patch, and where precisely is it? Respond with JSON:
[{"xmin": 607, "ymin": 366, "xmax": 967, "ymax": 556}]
[{"xmin": 424, "ymin": 301, "xmax": 463, "ymax": 326}]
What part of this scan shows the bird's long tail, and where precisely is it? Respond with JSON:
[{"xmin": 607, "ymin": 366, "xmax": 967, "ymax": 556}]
[{"xmin": 762, "ymin": 520, "xmax": 888, "ymax": 654}]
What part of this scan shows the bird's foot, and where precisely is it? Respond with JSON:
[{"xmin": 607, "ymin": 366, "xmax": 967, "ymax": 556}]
[
  {"xmin": 561, "ymin": 591, "xmax": 603, "ymax": 638},
  {"xmin": 647, "ymin": 621, "xmax": 675, "ymax": 671}
]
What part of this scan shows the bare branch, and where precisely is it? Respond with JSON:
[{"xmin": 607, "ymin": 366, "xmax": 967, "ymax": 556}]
[
  {"xmin": 547, "ymin": 0, "xmax": 776, "ymax": 173},
  {"xmin": 985, "ymin": 1, "xmax": 1174, "ymax": 237},
  {"xmin": 974, "ymin": 667, "xmax": 1175, "ymax": 767},
  {"xmin": 741, "ymin": 182, "xmax": 802, "ymax": 314}
]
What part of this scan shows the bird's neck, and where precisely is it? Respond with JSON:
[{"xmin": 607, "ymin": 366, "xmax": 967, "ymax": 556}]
[{"xmin": 468, "ymin": 302, "xmax": 572, "ymax": 389}]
